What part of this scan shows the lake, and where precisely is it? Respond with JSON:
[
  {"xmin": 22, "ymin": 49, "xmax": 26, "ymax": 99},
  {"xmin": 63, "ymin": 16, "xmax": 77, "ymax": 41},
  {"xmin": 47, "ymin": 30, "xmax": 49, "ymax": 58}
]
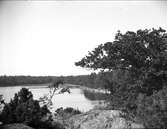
[{"xmin": 0, "ymin": 84, "xmax": 107, "ymax": 112}]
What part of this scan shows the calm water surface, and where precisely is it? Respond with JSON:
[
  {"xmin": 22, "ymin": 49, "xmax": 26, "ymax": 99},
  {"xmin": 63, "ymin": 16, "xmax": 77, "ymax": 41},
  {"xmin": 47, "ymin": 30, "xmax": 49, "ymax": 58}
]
[{"xmin": 0, "ymin": 85, "xmax": 104, "ymax": 112}]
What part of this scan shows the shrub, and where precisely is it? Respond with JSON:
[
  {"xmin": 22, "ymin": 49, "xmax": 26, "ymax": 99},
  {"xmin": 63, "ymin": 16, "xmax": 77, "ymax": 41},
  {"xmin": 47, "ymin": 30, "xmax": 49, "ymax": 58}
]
[
  {"xmin": 55, "ymin": 107, "xmax": 81, "ymax": 119},
  {"xmin": 0, "ymin": 88, "xmax": 64, "ymax": 129},
  {"xmin": 136, "ymin": 87, "xmax": 167, "ymax": 129}
]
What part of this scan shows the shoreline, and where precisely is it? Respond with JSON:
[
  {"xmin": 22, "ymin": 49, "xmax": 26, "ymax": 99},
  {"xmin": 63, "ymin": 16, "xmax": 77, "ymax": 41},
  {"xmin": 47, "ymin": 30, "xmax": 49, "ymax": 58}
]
[{"xmin": 0, "ymin": 83, "xmax": 51, "ymax": 88}]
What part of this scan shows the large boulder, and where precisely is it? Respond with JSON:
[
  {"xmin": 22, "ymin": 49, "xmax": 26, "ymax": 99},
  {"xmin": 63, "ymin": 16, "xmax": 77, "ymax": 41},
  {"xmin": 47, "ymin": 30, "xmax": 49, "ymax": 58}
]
[{"xmin": 66, "ymin": 109, "xmax": 144, "ymax": 129}]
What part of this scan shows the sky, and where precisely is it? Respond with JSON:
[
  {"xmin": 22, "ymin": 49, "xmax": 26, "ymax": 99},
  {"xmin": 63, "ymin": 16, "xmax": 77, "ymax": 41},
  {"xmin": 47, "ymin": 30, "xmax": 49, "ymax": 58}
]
[{"xmin": 0, "ymin": 1, "xmax": 167, "ymax": 76}]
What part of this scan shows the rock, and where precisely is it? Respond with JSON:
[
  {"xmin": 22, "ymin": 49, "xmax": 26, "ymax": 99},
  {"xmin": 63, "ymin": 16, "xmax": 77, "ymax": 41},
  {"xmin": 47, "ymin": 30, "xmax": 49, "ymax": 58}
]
[
  {"xmin": 1, "ymin": 123, "xmax": 34, "ymax": 129},
  {"xmin": 66, "ymin": 109, "xmax": 144, "ymax": 129}
]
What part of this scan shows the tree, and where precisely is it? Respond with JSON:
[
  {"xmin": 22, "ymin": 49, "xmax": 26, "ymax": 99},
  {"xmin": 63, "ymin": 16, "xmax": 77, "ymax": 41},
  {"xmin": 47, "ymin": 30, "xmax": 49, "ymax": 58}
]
[
  {"xmin": 0, "ymin": 88, "xmax": 51, "ymax": 129},
  {"xmin": 75, "ymin": 28, "xmax": 167, "ymax": 95},
  {"xmin": 75, "ymin": 28, "xmax": 167, "ymax": 129},
  {"xmin": 40, "ymin": 79, "xmax": 68, "ymax": 109}
]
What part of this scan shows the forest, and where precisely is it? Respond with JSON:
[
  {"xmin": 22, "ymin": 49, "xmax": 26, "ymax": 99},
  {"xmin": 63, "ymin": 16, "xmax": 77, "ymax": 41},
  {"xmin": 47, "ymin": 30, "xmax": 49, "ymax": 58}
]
[{"xmin": 0, "ymin": 76, "xmax": 53, "ymax": 86}]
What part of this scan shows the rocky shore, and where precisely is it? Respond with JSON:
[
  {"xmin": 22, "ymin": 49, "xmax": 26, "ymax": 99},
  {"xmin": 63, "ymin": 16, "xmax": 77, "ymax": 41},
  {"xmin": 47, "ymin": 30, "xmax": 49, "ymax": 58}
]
[
  {"xmin": 52, "ymin": 109, "xmax": 144, "ymax": 129},
  {"xmin": 1, "ymin": 109, "xmax": 144, "ymax": 129},
  {"xmin": 65, "ymin": 109, "xmax": 144, "ymax": 129}
]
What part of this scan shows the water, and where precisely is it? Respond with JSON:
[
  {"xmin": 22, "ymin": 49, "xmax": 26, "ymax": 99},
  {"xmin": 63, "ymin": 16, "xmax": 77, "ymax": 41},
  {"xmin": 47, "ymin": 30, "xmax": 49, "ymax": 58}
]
[{"xmin": 0, "ymin": 84, "xmax": 106, "ymax": 112}]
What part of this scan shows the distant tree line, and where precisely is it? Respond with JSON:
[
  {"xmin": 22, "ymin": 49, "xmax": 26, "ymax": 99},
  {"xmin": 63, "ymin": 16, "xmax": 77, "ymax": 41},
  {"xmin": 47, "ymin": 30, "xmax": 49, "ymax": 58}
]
[
  {"xmin": 0, "ymin": 74, "xmax": 117, "ymax": 89},
  {"xmin": 61, "ymin": 72, "xmax": 127, "ymax": 91},
  {"xmin": 0, "ymin": 76, "xmax": 54, "ymax": 86},
  {"xmin": 0, "ymin": 75, "xmax": 99, "ymax": 87}
]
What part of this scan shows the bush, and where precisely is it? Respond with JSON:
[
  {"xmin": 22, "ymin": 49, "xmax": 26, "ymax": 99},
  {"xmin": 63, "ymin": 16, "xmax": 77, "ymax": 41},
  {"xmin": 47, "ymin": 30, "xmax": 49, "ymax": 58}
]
[
  {"xmin": 136, "ymin": 87, "xmax": 167, "ymax": 129},
  {"xmin": 0, "ymin": 88, "xmax": 64, "ymax": 129},
  {"xmin": 55, "ymin": 107, "xmax": 81, "ymax": 119}
]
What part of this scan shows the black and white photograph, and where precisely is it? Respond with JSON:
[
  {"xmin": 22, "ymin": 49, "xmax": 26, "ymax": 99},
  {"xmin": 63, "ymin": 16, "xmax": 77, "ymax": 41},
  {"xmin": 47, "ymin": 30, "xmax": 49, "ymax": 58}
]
[{"xmin": 0, "ymin": 0, "xmax": 167, "ymax": 129}]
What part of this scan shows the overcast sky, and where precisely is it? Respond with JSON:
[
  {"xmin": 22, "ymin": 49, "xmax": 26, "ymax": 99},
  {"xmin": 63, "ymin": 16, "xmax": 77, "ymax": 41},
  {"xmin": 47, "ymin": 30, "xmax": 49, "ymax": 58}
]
[{"xmin": 0, "ymin": 1, "xmax": 167, "ymax": 76}]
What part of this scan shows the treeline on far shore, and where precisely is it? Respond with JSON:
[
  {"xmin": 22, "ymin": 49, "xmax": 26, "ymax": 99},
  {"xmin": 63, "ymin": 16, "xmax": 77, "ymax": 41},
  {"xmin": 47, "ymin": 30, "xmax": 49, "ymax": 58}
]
[
  {"xmin": 0, "ymin": 75, "xmax": 54, "ymax": 86},
  {"xmin": 0, "ymin": 73, "xmax": 114, "ymax": 91},
  {"xmin": 0, "ymin": 74, "xmax": 101, "ymax": 88}
]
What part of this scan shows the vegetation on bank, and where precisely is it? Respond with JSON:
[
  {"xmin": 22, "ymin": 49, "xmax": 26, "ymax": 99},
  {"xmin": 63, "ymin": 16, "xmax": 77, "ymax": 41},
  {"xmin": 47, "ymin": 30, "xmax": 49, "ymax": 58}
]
[
  {"xmin": 0, "ymin": 76, "xmax": 54, "ymax": 86},
  {"xmin": 83, "ymin": 89, "xmax": 110, "ymax": 101},
  {"xmin": 0, "ymin": 75, "xmax": 96, "ymax": 88}
]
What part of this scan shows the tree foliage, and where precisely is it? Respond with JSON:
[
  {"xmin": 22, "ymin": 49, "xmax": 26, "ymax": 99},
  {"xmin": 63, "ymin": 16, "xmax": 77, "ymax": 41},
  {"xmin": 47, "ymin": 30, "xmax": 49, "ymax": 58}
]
[
  {"xmin": 75, "ymin": 28, "xmax": 167, "ymax": 95},
  {"xmin": 39, "ymin": 79, "xmax": 71, "ymax": 110},
  {"xmin": 0, "ymin": 88, "xmax": 62, "ymax": 129}
]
